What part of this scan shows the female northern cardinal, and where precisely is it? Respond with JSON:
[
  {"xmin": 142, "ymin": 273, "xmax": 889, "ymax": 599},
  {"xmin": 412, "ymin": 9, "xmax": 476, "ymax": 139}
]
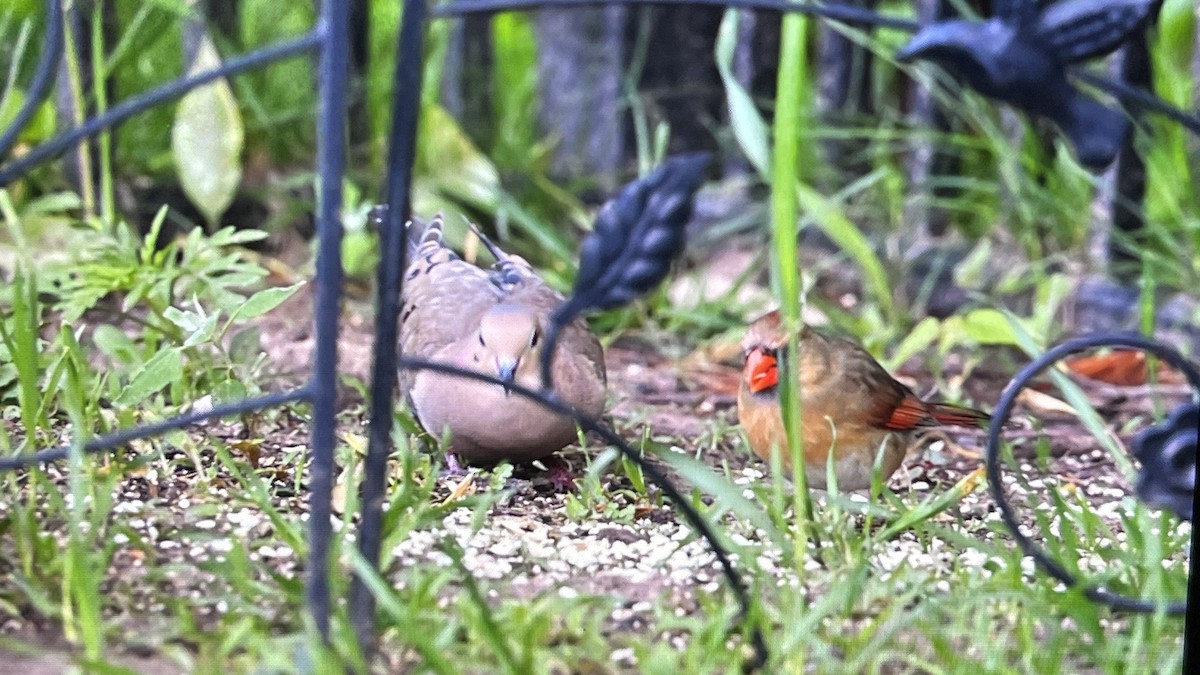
[{"xmin": 737, "ymin": 310, "xmax": 989, "ymax": 491}]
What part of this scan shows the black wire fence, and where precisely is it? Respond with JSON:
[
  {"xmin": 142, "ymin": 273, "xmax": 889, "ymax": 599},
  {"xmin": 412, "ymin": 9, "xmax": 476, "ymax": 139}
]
[{"xmin": 0, "ymin": 0, "xmax": 1197, "ymax": 670}]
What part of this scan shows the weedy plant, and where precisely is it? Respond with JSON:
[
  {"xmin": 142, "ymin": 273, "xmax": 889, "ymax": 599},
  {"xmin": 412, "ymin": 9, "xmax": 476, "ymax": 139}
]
[{"xmin": 42, "ymin": 206, "xmax": 303, "ymax": 410}]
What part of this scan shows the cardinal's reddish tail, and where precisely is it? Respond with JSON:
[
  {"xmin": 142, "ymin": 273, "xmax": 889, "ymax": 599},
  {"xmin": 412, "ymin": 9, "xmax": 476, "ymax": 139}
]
[{"xmin": 928, "ymin": 403, "xmax": 991, "ymax": 428}]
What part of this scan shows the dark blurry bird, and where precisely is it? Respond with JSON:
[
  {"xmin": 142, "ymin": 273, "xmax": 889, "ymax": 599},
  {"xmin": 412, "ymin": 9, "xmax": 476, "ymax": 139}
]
[{"xmin": 897, "ymin": 0, "xmax": 1158, "ymax": 169}]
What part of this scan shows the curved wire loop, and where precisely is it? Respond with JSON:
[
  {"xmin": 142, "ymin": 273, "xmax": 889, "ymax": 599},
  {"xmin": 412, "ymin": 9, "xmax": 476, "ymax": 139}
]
[{"xmin": 985, "ymin": 331, "xmax": 1200, "ymax": 615}]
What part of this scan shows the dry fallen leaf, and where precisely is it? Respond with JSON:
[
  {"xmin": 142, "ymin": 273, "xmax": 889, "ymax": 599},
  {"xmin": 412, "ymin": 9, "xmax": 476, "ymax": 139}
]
[
  {"xmin": 331, "ymin": 464, "xmax": 363, "ymax": 515},
  {"xmin": 1066, "ymin": 350, "xmax": 1185, "ymax": 387},
  {"xmin": 956, "ymin": 466, "xmax": 986, "ymax": 494},
  {"xmin": 341, "ymin": 432, "xmax": 368, "ymax": 457},
  {"xmin": 231, "ymin": 438, "xmax": 262, "ymax": 468},
  {"xmin": 440, "ymin": 471, "xmax": 478, "ymax": 505},
  {"xmin": 676, "ymin": 340, "xmax": 743, "ymax": 395},
  {"xmin": 1016, "ymin": 388, "xmax": 1078, "ymax": 416}
]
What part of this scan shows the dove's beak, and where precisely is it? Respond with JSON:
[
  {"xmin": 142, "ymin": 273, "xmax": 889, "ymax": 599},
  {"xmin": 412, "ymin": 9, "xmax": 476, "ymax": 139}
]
[{"xmin": 497, "ymin": 358, "xmax": 518, "ymax": 396}]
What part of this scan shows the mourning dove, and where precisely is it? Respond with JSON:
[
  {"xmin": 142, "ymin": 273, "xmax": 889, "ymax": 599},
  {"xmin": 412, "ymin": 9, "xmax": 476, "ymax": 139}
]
[
  {"xmin": 399, "ymin": 216, "xmax": 607, "ymax": 465},
  {"xmin": 737, "ymin": 310, "xmax": 989, "ymax": 491}
]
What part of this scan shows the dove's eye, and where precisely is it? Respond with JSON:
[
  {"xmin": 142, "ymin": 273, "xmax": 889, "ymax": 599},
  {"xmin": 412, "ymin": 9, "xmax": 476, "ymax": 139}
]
[
  {"xmin": 478, "ymin": 333, "xmax": 486, "ymax": 347},
  {"xmin": 530, "ymin": 330, "xmax": 540, "ymax": 348}
]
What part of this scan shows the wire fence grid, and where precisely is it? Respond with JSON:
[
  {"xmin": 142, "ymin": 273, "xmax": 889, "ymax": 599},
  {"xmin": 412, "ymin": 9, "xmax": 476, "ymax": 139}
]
[{"xmin": 0, "ymin": 0, "xmax": 1197, "ymax": 670}]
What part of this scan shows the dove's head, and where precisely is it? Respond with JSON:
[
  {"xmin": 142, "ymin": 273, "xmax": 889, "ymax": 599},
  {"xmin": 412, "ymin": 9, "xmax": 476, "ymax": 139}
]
[{"xmin": 477, "ymin": 303, "xmax": 542, "ymax": 393}]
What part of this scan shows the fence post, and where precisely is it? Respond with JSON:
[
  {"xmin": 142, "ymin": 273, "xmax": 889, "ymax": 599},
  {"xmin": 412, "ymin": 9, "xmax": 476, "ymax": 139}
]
[
  {"xmin": 306, "ymin": 0, "xmax": 351, "ymax": 642},
  {"xmin": 350, "ymin": 0, "xmax": 428, "ymax": 658},
  {"xmin": 1108, "ymin": 1, "xmax": 1163, "ymax": 285}
]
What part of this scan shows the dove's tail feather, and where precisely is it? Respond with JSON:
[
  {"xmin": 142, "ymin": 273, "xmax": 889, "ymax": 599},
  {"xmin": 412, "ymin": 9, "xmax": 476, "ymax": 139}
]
[
  {"xmin": 467, "ymin": 220, "xmax": 535, "ymax": 290},
  {"xmin": 467, "ymin": 221, "xmax": 510, "ymax": 262},
  {"xmin": 407, "ymin": 213, "xmax": 448, "ymax": 259}
]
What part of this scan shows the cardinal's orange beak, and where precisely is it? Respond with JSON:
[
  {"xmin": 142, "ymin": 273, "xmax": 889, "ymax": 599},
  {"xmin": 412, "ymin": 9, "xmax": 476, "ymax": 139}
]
[{"xmin": 744, "ymin": 347, "xmax": 779, "ymax": 394}]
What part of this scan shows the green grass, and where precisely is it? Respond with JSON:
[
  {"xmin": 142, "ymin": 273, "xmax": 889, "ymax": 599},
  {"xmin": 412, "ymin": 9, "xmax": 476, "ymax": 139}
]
[{"xmin": 1, "ymin": 0, "xmax": 1196, "ymax": 672}]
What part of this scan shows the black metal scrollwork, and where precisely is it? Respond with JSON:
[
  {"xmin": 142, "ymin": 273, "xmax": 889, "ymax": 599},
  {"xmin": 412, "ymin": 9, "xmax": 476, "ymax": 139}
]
[
  {"xmin": 542, "ymin": 152, "xmax": 711, "ymax": 388},
  {"xmin": 898, "ymin": 0, "xmax": 1159, "ymax": 169},
  {"xmin": 985, "ymin": 332, "xmax": 1200, "ymax": 615},
  {"xmin": 1134, "ymin": 401, "xmax": 1198, "ymax": 522}
]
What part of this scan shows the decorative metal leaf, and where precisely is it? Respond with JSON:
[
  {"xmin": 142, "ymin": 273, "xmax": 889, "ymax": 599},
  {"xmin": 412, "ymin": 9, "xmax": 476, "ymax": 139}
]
[
  {"xmin": 896, "ymin": 20, "xmax": 1030, "ymax": 99},
  {"xmin": 538, "ymin": 153, "xmax": 710, "ymax": 389},
  {"xmin": 895, "ymin": 0, "xmax": 1153, "ymax": 171},
  {"xmin": 558, "ymin": 152, "xmax": 710, "ymax": 320},
  {"xmin": 1133, "ymin": 401, "xmax": 1197, "ymax": 521},
  {"xmin": 1035, "ymin": 0, "xmax": 1157, "ymax": 64},
  {"xmin": 992, "ymin": 0, "xmax": 1040, "ymax": 27},
  {"xmin": 1061, "ymin": 92, "xmax": 1130, "ymax": 170}
]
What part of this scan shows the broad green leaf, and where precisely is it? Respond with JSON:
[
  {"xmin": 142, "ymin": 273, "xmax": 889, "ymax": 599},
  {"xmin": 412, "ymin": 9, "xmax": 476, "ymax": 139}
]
[
  {"xmin": 171, "ymin": 34, "xmax": 244, "ymax": 228},
  {"xmin": 0, "ymin": 363, "xmax": 17, "ymax": 392},
  {"xmin": 342, "ymin": 231, "xmax": 379, "ymax": 279},
  {"xmin": 163, "ymin": 305, "xmax": 206, "ymax": 334},
  {"xmin": 953, "ymin": 238, "xmax": 992, "ymax": 289},
  {"xmin": 115, "ymin": 347, "xmax": 183, "ymax": 406},
  {"xmin": 0, "ymin": 87, "xmax": 56, "ymax": 144},
  {"xmin": 232, "ymin": 282, "xmax": 304, "ymax": 320},
  {"xmin": 715, "ymin": 10, "xmax": 770, "ymax": 180},
  {"xmin": 416, "ymin": 103, "xmax": 500, "ymax": 211},
  {"xmin": 4, "ymin": 0, "xmax": 41, "ymax": 21},
  {"xmin": 21, "ymin": 191, "xmax": 83, "ymax": 216},
  {"xmin": 229, "ymin": 326, "xmax": 262, "ymax": 365},
  {"xmin": 490, "ymin": 13, "xmax": 539, "ymax": 169},
  {"xmin": 211, "ymin": 378, "xmax": 247, "ymax": 405},
  {"xmin": 958, "ymin": 308, "xmax": 1019, "ymax": 346},
  {"xmin": 91, "ymin": 325, "xmax": 140, "ymax": 366},
  {"xmin": 1159, "ymin": 0, "xmax": 1196, "ymax": 77},
  {"xmin": 182, "ymin": 311, "xmax": 221, "ymax": 348},
  {"xmin": 884, "ymin": 316, "xmax": 940, "ymax": 370}
]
